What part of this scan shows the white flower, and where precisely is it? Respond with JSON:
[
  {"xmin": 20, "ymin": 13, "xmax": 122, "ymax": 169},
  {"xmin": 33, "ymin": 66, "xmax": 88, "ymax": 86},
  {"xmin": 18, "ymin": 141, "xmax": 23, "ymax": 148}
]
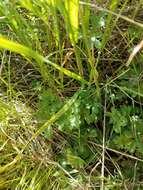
[{"xmin": 131, "ymin": 115, "xmax": 139, "ymax": 122}]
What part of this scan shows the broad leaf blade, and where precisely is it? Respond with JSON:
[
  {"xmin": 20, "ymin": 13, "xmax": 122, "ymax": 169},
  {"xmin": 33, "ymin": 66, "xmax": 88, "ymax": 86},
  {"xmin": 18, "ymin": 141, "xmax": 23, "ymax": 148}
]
[{"xmin": 0, "ymin": 36, "xmax": 88, "ymax": 84}]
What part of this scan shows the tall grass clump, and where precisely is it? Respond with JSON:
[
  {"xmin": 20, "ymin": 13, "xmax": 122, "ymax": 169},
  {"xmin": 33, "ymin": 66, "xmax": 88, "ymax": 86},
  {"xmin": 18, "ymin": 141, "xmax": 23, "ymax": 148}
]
[{"xmin": 1, "ymin": 0, "xmax": 143, "ymax": 189}]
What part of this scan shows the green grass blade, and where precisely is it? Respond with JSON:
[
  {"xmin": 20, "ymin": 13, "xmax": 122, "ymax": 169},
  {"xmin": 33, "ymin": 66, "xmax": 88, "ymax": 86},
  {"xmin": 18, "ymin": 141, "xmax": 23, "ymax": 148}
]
[
  {"xmin": 64, "ymin": 0, "xmax": 79, "ymax": 44},
  {"xmin": 0, "ymin": 36, "xmax": 88, "ymax": 84},
  {"xmin": 30, "ymin": 89, "xmax": 81, "ymax": 141},
  {"xmin": 100, "ymin": 0, "xmax": 119, "ymax": 50}
]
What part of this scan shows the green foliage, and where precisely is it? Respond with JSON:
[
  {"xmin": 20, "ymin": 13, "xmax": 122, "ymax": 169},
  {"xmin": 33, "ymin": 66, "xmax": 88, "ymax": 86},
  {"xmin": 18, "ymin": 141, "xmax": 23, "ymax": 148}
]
[
  {"xmin": 36, "ymin": 89, "xmax": 63, "ymax": 122},
  {"xmin": 107, "ymin": 93, "xmax": 143, "ymax": 154},
  {"xmin": 36, "ymin": 88, "xmax": 101, "ymax": 169},
  {"xmin": 108, "ymin": 106, "xmax": 128, "ymax": 134},
  {"xmin": 36, "ymin": 88, "xmax": 101, "ymax": 133},
  {"xmin": 57, "ymin": 98, "xmax": 81, "ymax": 132},
  {"xmin": 1, "ymin": 0, "xmax": 143, "ymax": 189},
  {"xmin": 66, "ymin": 148, "xmax": 86, "ymax": 169}
]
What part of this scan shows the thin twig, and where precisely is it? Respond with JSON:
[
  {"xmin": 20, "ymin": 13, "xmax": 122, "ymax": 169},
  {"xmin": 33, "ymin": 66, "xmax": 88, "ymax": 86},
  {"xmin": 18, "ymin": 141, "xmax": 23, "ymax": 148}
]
[
  {"xmin": 89, "ymin": 141, "xmax": 143, "ymax": 163},
  {"xmin": 100, "ymin": 86, "xmax": 107, "ymax": 189},
  {"xmin": 126, "ymin": 39, "xmax": 143, "ymax": 67},
  {"xmin": 79, "ymin": 1, "xmax": 143, "ymax": 28}
]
